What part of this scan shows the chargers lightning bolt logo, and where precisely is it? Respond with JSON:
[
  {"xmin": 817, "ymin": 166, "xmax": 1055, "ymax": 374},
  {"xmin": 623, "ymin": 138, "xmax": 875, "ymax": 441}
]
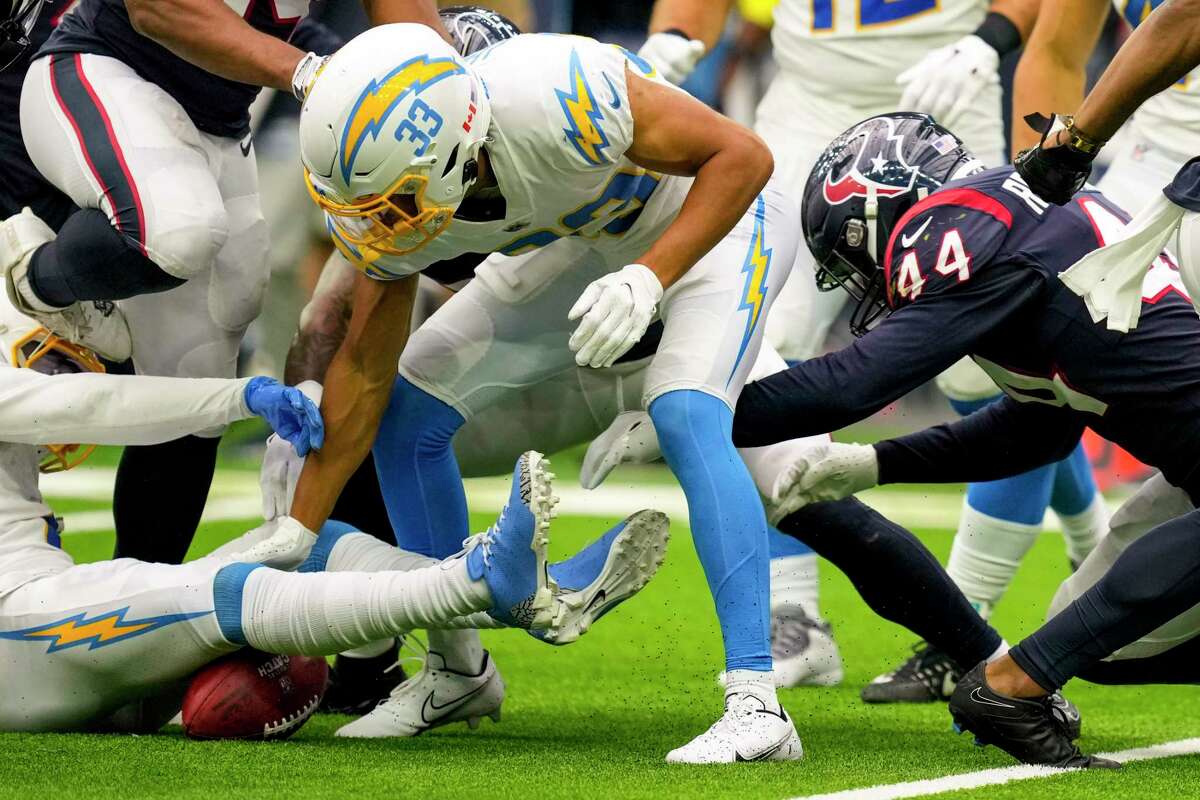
[
  {"xmin": 0, "ymin": 607, "xmax": 212, "ymax": 653},
  {"xmin": 340, "ymin": 55, "xmax": 466, "ymax": 183},
  {"xmin": 728, "ymin": 195, "xmax": 772, "ymax": 387},
  {"xmin": 556, "ymin": 49, "xmax": 611, "ymax": 166}
]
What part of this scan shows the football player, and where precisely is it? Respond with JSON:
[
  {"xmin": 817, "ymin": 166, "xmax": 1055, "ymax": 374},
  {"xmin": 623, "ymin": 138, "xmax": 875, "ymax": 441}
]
[
  {"xmin": 627, "ymin": 0, "xmax": 1108, "ymax": 703},
  {"xmin": 279, "ymin": 22, "xmax": 807, "ymax": 763},
  {"xmin": 0, "ymin": 1, "xmax": 343, "ymax": 566},
  {"xmin": 0, "ymin": 291, "xmax": 666, "ymax": 732},
  {"xmin": 732, "ymin": 112, "xmax": 1200, "ymax": 768},
  {"xmin": 1014, "ymin": 0, "xmax": 1200, "ymax": 333}
]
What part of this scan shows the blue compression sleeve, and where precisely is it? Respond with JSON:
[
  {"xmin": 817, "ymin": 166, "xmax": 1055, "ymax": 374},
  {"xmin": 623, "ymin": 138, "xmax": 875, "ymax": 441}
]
[
  {"xmin": 1049, "ymin": 441, "xmax": 1097, "ymax": 516},
  {"xmin": 371, "ymin": 376, "xmax": 468, "ymax": 558},
  {"xmin": 650, "ymin": 389, "xmax": 771, "ymax": 673}
]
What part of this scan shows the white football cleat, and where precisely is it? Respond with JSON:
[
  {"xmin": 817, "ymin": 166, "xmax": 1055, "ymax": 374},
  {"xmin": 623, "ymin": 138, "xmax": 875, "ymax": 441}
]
[
  {"xmin": 665, "ymin": 692, "xmax": 804, "ymax": 764},
  {"xmin": 537, "ymin": 509, "xmax": 670, "ymax": 644},
  {"xmin": 1, "ymin": 208, "xmax": 132, "ymax": 362},
  {"xmin": 771, "ymin": 604, "xmax": 844, "ymax": 688},
  {"xmin": 334, "ymin": 651, "xmax": 504, "ymax": 738},
  {"xmin": 580, "ymin": 410, "xmax": 662, "ymax": 489}
]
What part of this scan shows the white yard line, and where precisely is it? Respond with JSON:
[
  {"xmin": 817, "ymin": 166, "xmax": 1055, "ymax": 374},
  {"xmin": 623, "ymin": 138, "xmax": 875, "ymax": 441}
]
[
  {"xmin": 788, "ymin": 737, "xmax": 1200, "ymax": 800},
  {"xmin": 44, "ymin": 467, "xmax": 1120, "ymax": 535}
]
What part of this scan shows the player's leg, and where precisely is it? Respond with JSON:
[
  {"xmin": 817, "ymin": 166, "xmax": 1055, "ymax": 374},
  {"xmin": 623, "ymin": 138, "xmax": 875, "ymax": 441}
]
[
  {"xmin": 11, "ymin": 54, "xmax": 229, "ymax": 357},
  {"xmin": 646, "ymin": 184, "xmax": 803, "ymax": 764},
  {"xmin": 0, "ymin": 557, "xmax": 240, "ymax": 732},
  {"xmin": 737, "ymin": 345, "xmax": 842, "ymax": 688},
  {"xmin": 112, "ymin": 135, "xmax": 270, "ymax": 563},
  {"xmin": 350, "ymin": 241, "xmax": 600, "ymax": 736}
]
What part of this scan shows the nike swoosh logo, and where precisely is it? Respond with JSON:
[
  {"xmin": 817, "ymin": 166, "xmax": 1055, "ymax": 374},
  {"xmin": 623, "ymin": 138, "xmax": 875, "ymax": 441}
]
[
  {"xmin": 900, "ymin": 217, "xmax": 932, "ymax": 248},
  {"xmin": 969, "ymin": 687, "xmax": 1016, "ymax": 709},
  {"xmin": 240, "ymin": 136, "xmax": 253, "ymax": 157},
  {"xmin": 420, "ymin": 682, "xmax": 489, "ymax": 724},
  {"xmin": 602, "ymin": 73, "xmax": 621, "ymax": 109}
]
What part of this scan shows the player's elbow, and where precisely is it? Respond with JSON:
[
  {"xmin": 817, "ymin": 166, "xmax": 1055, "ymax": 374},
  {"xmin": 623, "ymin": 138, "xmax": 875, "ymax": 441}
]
[
  {"xmin": 126, "ymin": 0, "xmax": 180, "ymax": 38},
  {"xmin": 729, "ymin": 128, "xmax": 774, "ymax": 194}
]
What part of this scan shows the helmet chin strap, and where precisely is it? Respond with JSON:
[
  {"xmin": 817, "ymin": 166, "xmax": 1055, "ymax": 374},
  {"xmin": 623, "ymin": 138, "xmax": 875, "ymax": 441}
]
[{"xmin": 865, "ymin": 183, "xmax": 930, "ymax": 265}]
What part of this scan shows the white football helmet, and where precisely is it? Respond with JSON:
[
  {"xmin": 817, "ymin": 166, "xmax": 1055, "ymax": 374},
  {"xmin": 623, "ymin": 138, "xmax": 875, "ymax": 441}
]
[
  {"xmin": 0, "ymin": 289, "xmax": 104, "ymax": 472},
  {"xmin": 300, "ymin": 23, "xmax": 492, "ymax": 259}
]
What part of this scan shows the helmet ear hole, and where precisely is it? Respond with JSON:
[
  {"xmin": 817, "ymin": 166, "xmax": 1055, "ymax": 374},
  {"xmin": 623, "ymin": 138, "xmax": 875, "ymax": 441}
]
[{"xmin": 440, "ymin": 144, "xmax": 461, "ymax": 178}]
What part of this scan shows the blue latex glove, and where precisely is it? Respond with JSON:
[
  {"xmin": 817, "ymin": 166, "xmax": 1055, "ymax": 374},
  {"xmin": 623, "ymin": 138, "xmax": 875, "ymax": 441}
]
[{"xmin": 244, "ymin": 377, "xmax": 325, "ymax": 456}]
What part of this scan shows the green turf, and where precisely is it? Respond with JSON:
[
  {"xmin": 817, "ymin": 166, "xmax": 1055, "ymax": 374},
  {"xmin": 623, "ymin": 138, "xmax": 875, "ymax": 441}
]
[{"xmin": 3, "ymin": 494, "xmax": 1198, "ymax": 800}]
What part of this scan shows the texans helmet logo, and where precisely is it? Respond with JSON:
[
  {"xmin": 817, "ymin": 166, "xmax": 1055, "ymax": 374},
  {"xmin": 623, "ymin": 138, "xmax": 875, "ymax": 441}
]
[{"xmin": 821, "ymin": 117, "xmax": 922, "ymax": 206}]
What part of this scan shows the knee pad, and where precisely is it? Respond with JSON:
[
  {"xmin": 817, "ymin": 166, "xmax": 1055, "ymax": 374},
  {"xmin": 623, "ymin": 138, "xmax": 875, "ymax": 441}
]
[
  {"xmin": 212, "ymin": 562, "xmax": 265, "ymax": 646},
  {"xmin": 298, "ymin": 520, "xmax": 361, "ymax": 573},
  {"xmin": 146, "ymin": 207, "xmax": 230, "ymax": 281}
]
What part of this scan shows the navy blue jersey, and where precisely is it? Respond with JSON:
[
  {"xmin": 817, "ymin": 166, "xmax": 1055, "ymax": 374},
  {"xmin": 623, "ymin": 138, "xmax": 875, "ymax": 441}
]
[
  {"xmin": 39, "ymin": 0, "xmax": 312, "ymax": 138},
  {"xmin": 0, "ymin": 0, "xmax": 75, "ymax": 226},
  {"xmin": 735, "ymin": 166, "xmax": 1200, "ymax": 493},
  {"xmin": 1165, "ymin": 156, "xmax": 1200, "ymax": 212}
]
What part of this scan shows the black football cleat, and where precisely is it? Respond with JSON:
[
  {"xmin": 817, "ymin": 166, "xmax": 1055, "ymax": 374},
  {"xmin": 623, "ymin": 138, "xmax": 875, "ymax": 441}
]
[
  {"xmin": 862, "ymin": 641, "xmax": 961, "ymax": 703},
  {"xmin": 319, "ymin": 641, "xmax": 407, "ymax": 716},
  {"xmin": 948, "ymin": 663, "xmax": 1118, "ymax": 769},
  {"xmin": 1048, "ymin": 691, "xmax": 1082, "ymax": 741}
]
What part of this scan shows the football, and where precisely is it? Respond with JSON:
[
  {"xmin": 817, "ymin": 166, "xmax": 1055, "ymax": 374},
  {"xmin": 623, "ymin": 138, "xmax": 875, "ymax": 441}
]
[{"xmin": 180, "ymin": 649, "xmax": 329, "ymax": 741}]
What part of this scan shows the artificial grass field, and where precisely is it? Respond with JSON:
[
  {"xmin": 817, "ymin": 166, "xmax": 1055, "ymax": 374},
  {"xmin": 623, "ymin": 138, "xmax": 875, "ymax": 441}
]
[{"xmin": 3, "ymin": 460, "xmax": 1198, "ymax": 800}]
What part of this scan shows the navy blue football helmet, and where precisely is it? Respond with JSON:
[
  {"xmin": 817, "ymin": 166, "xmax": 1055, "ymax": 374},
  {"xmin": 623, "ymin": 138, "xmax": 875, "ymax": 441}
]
[
  {"xmin": 1, "ymin": 0, "xmax": 44, "ymax": 70},
  {"xmin": 802, "ymin": 112, "xmax": 981, "ymax": 335},
  {"xmin": 439, "ymin": 5, "xmax": 521, "ymax": 57}
]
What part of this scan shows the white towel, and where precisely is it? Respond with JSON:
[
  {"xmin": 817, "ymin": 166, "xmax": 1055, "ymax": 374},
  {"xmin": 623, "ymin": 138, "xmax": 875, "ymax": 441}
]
[{"xmin": 1059, "ymin": 193, "xmax": 1186, "ymax": 332}]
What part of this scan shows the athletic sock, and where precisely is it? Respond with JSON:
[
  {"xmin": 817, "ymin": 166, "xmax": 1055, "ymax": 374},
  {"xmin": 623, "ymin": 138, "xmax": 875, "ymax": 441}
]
[
  {"xmin": 372, "ymin": 375, "xmax": 468, "ymax": 558},
  {"xmin": 1057, "ymin": 495, "xmax": 1108, "ymax": 568},
  {"xmin": 946, "ymin": 502, "xmax": 1041, "ymax": 619},
  {"xmin": 339, "ymin": 639, "xmax": 396, "ymax": 659},
  {"xmin": 769, "ymin": 552, "xmax": 820, "ymax": 619},
  {"xmin": 650, "ymin": 389, "xmax": 771, "ymax": 673},
  {"xmin": 724, "ymin": 668, "xmax": 780, "ymax": 711},
  {"xmin": 221, "ymin": 559, "xmax": 491, "ymax": 655}
]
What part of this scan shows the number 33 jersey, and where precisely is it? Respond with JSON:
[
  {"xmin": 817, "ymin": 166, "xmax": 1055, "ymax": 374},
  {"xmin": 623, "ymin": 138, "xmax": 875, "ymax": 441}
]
[{"xmin": 333, "ymin": 34, "xmax": 693, "ymax": 281}]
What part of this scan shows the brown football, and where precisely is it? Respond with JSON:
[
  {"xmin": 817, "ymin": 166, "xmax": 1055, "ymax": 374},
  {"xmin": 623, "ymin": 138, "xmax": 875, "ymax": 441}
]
[{"xmin": 181, "ymin": 649, "xmax": 328, "ymax": 740}]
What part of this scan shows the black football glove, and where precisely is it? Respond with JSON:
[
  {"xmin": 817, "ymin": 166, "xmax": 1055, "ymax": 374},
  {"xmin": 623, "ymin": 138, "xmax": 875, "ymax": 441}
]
[{"xmin": 1013, "ymin": 113, "xmax": 1097, "ymax": 206}]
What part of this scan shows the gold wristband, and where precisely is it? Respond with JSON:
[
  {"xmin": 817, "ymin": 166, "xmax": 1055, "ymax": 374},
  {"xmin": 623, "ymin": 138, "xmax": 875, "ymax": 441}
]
[{"xmin": 1062, "ymin": 116, "xmax": 1105, "ymax": 155}]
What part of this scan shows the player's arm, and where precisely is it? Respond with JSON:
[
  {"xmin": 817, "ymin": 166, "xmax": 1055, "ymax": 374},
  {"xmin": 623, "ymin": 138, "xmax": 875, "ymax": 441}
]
[
  {"xmin": 647, "ymin": 0, "xmax": 734, "ymax": 50},
  {"xmin": 1009, "ymin": 0, "xmax": 1109, "ymax": 153},
  {"xmin": 626, "ymin": 71, "xmax": 773, "ymax": 289},
  {"xmin": 874, "ymin": 396, "xmax": 1086, "ymax": 484},
  {"xmin": 566, "ymin": 67, "xmax": 773, "ymax": 368},
  {"xmin": 0, "ymin": 369, "xmax": 320, "ymax": 449},
  {"xmin": 124, "ymin": 0, "xmax": 441, "ymax": 95},
  {"xmin": 284, "ymin": 252, "xmax": 358, "ymax": 387},
  {"xmin": 286, "ymin": 273, "xmax": 419, "ymax": 533},
  {"xmin": 1069, "ymin": 0, "xmax": 1200, "ymax": 144}
]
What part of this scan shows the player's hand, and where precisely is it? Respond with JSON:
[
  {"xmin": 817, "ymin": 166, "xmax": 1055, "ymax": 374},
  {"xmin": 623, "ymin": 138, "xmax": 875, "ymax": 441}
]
[
  {"xmin": 1013, "ymin": 114, "xmax": 1096, "ymax": 205},
  {"xmin": 568, "ymin": 263, "xmax": 663, "ymax": 369},
  {"xmin": 244, "ymin": 377, "xmax": 325, "ymax": 457},
  {"xmin": 896, "ymin": 34, "xmax": 999, "ymax": 126},
  {"xmin": 637, "ymin": 31, "xmax": 706, "ymax": 85},
  {"xmin": 256, "ymin": 381, "xmax": 322, "ymax": 520},
  {"xmin": 291, "ymin": 51, "xmax": 331, "ymax": 101},
  {"xmin": 767, "ymin": 442, "xmax": 879, "ymax": 524}
]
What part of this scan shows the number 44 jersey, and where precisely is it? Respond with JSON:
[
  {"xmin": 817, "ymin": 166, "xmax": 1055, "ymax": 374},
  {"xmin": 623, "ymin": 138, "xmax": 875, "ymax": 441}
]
[{"xmin": 735, "ymin": 166, "xmax": 1200, "ymax": 492}]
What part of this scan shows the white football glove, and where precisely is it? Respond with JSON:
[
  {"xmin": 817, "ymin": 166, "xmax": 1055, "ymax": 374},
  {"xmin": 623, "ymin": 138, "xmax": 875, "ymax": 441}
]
[
  {"xmin": 259, "ymin": 380, "xmax": 322, "ymax": 520},
  {"xmin": 291, "ymin": 51, "xmax": 331, "ymax": 102},
  {"xmin": 568, "ymin": 263, "xmax": 663, "ymax": 369},
  {"xmin": 579, "ymin": 411, "xmax": 663, "ymax": 490},
  {"xmin": 896, "ymin": 34, "xmax": 999, "ymax": 127},
  {"xmin": 767, "ymin": 442, "xmax": 879, "ymax": 524},
  {"xmin": 637, "ymin": 31, "xmax": 706, "ymax": 85}
]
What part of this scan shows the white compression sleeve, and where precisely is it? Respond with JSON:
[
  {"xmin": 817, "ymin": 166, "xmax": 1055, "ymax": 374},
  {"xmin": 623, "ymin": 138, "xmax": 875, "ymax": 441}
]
[
  {"xmin": 237, "ymin": 559, "xmax": 492, "ymax": 656},
  {"xmin": 0, "ymin": 367, "xmax": 252, "ymax": 445}
]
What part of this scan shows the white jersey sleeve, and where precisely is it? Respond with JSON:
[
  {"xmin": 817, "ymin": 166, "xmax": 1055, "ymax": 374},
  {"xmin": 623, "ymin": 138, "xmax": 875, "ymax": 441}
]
[{"xmin": 0, "ymin": 367, "xmax": 253, "ymax": 446}]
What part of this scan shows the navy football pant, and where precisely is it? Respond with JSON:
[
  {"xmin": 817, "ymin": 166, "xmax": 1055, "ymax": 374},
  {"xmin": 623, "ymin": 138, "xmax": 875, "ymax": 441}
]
[{"xmin": 1011, "ymin": 508, "xmax": 1200, "ymax": 690}]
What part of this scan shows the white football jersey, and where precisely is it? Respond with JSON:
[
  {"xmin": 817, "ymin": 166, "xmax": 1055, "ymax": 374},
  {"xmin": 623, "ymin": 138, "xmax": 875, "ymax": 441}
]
[
  {"xmin": 331, "ymin": 34, "xmax": 692, "ymax": 281},
  {"xmin": 770, "ymin": 0, "xmax": 986, "ymax": 105},
  {"xmin": 1114, "ymin": 0, "xmax": 1200, "ymax": 159}
]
